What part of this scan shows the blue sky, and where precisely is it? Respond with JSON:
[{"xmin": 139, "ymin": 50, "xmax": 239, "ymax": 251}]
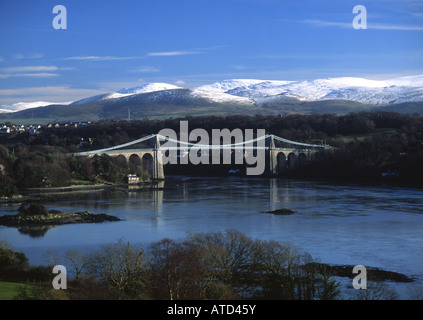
[{"xmin": 0, "ymin": 0, "xmax": 422, "ymax": 105}]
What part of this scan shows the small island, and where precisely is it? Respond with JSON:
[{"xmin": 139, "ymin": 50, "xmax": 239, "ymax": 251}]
[
  {"xmin": 0, "ymin": 204, "xmax": 121, "ymax": 227},
  {"xmin": 263, "ymin": 208, "xmax": 295, "ymax": 215}
]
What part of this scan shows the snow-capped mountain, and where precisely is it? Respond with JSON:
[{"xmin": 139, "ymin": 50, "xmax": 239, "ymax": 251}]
[
  {"xmin": 200, "ymin": 75, "xmax": 423, "ymax": 105},
  {"xmin": 191, "ymin": 88, "xmax": 254, "ymax": 104},
  {"xmin": 72, "ymin": 83, "xmax": 183, "ymax": 105},
  {"xmin": 0, "ymin": 101, "xmax": 71, "ymax": 113},
  {"xmin": 2, "ymin": 76, "xmax": 423, "ymax": 117},
  {"xmin": 70, "ymin": 82, "xmax": 254, "ymax": 106},
  {"xmin": 115, "ymin": 83, "xmax": 182, "ymax": 96}
]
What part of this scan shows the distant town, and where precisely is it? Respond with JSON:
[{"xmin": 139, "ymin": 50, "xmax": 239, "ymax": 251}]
[{"xmin": 0, "ymin": 121, "xmax": 91, "ymax": 135}]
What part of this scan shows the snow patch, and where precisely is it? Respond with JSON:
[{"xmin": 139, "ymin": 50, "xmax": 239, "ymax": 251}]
[{"xmin": 191, "ymin": 88, "xmax": 254, "ymax": 104}]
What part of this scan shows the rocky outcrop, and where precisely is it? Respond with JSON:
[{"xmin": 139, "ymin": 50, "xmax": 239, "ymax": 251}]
[{"xmin": 0, "ymin": 209, "xmax": 120, "ymax": 227}]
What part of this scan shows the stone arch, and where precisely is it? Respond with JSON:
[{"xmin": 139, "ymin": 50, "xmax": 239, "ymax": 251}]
[
  {"xmin": 277, "ymin": 152, "xmax": 287, "ymax": 174},
  {"xmin": 128, "ymin": 154, "xmax": 142, "ymax": 174},
  {"xmin": 298, "ymin": 152, "xmax": 308, "ymax": 166},
  {"xmin": 287, "ymin": 153, "xmax": 298, "ymax": 170},
  {"xmin": 142, "ymin": 153, "xmax": 154, "ymax": 178},
  {"xmin": 114, "ymin": 154, "xmax": 128, "ymax": 167}
]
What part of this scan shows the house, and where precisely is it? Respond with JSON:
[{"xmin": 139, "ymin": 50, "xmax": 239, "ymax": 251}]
[
  {"xmin": 126, "ymin": 174, "xmax": 140, "ymax": 184},
  {"xmin": 0, "ymin": 126, "xmax": 10, "ymax": 134}
]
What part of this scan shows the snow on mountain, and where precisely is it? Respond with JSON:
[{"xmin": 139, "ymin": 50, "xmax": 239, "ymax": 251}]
[
  {"xmin": 197, "ymin": 79, "xmax": 269, "ymax": 93},
  {"xmin": 200, "ymin": 76, "xmax": 423, "ymax": 105},
  {"xmin": 386, "ymin": 75, "xmax": 423, "ymax": 87},
  {"xmin": 197, "ymin": 79, "xmax": 294, "ymax": 99},
  {"xmin": 3, "ymin": 76, "xmax": 423, "ymax": 114},
  {"xmin": 73, "ymin": 81, "xmax": 254, "ymax": 106},
  {"xmin": 107, "ymin": 82, "xmax": 182, "ymax": 99},
  {"xmin": 71, "ymin": 83, "xmax": 183, "ymax": 104},
  {"xmin": 0, "ymin": 101, "xmax": 71, "ymax": 113},
  {"xmin": 191, "ymin": 88, "xmax": 255, "ymax": 104},
  {"xmin": 279, "ymin": 76, "xmax": 423, "ymax": 105}
]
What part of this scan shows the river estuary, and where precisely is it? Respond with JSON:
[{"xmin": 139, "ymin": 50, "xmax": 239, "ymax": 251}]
[{"xmin": 1, "ymin": 176, "xmax": 422, "ymax": 299}]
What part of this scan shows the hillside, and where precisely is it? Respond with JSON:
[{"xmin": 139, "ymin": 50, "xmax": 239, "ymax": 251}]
[{"xmin": 1, "ymin": 97, "xmax": 422, "ymax": 125}]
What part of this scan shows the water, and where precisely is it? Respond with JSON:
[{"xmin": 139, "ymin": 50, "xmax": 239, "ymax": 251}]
[{"xmin": 1, "ymin": 176, "xmax": 423, "ymax": 299}]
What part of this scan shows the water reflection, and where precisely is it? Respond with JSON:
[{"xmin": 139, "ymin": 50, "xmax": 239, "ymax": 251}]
[
  {"xmin": 0, "ymin": 181, "xmax": 166, "ymax": 238},
  {"xmin": 17, "ymin": 225, "xmax": 56, "ymax": 237}
]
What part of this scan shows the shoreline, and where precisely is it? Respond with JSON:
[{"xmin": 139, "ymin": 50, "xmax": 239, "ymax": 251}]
[
  {"xmin": 0, "ymin": 181, "xmax": 165, "ymax": 205},
  {"xmin": 2, "ymin": 174, "xmax": 422, "ymax": 206}
]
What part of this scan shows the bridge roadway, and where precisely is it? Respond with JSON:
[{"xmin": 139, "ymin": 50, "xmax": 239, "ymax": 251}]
[{"xmin": 73, "ymin": 134, "xmax": 326, "ymax": 179}]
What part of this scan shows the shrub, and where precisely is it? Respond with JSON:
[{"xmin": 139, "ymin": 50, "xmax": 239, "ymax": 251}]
[{"xmin": 18, "ymin": 204, "xmax": 49, "ymax": 216}]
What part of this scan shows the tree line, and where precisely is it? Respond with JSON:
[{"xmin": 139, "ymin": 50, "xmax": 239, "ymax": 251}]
[
  {"xmin": 1, "ymin": 230, "xmax": 340, "ymax": 300},
  {"xmin": 2, "ymin": 230, "xmax": 407, "ymax": 300}
]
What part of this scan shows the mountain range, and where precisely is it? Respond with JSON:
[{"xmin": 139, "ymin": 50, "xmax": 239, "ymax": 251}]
[{"xmin": 1, "ymin": 75, "xmax": 423, "ymax": 123}]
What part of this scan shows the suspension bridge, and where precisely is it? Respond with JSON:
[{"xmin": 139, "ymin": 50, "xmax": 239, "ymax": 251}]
[{"xmin": 73, "ymin": 133, "xmax": 327, "ymax": 179}]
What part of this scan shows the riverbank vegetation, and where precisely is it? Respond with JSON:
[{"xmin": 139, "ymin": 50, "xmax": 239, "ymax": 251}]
[
  {"xmin": 1, "ymin": 230, "xmax": 414, "ymax": 300},
  {"xmin": 1, "ymin": 111, "xmax": 423, "ymax": 197}
]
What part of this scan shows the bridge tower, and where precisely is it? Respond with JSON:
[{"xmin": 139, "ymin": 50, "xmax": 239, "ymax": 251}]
[
  {"xmin": 151, "ymin": 135, "xmax": 165, "ymax": 180},
  {"xmin": 265, "ymin": 135, "xmax": 278, "ymax": 176}
]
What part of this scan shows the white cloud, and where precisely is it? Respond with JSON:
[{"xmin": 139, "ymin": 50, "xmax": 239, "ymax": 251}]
[
  {"xmin": 175, "ymin": 80, "xmax": 186, "ymax": 86},
  {"xmin": 0, "ymin": 66, "xmax": 58, "ymax": 73},
  {"xmin": 29, "ymin": 53, "xmax": 44, "ymax": 59},
  {"xmin": 13, "ymin": 54, "xmax": 25, "ymax": 60},
  {"xmin": 303, "ymin": 19, "xmax": 423, "ymax": 31},
  {"xmin": 370, "ymin": 23, "xmax": 423, "ymax": 31},
  {"xmin": 12, "ymin": 53, "xmax": 45, "ymax": 60},
  {"xmin": 0, "ymin": 86, "xmax": 106, "ymax": 105},
  {"xmin": 233, "ymin": 65, "xmax": 249, "ymax": 70},
  {"xmin": 0, "ymin": 73, "xmax": 59, "ymax": 79},
  {"xmin": 147, "ymin": 51, "xmax": 201, "ymax": 57},
  {"xmin": 0, "ymin": 66, "xmax": 65, "ymax": 79},
  {"xmin": 134, "ymin": 66, "xmax": 160, "ymax": 73},
  {"xmin": 303, "ymin": 20, "xmax": 351, "ymax": 28},
  {"xmin": 62, "ymin": 55, "xmax": 144, "ymax": 61},
  {"xmin": 1, "ymin": 86, "xmax": 100, "ymax": 96}
]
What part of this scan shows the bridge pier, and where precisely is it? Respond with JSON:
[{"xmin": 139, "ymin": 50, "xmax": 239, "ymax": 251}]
[
  {"xmin": 264, "ymin": 135, "xmax": 318, "ymax": 176},
  {"xmin": 265, "ymin": 135, "xmax": 278, "ymax": 176},
  {"xmin": 152, "ymin": 135, "xmax": 165, "ymax": 180}
]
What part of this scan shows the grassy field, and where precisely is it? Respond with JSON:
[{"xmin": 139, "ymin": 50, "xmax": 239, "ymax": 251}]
[
  {"xmin": 335, "ymin": 128, "xmax": 399, "ymax": 143},
  {"xmin": 70, "ymin": 178, "xmax": 96, "ymax": 185},
  {"xmin": 0, "ymin": 281, "xmax": 35, "ymax": 300}
]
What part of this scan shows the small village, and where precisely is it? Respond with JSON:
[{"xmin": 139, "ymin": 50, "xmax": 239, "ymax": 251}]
[{"xmin": 0, "ymin": 121, "xmax": 90, "ymax": 135}]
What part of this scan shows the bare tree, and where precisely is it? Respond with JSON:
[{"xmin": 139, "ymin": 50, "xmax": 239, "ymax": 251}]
[
  {"xmin": 84, "ymin": 238, "xmax": 147, "ymax": 299},
  {"xmin": 352, "ymin": 281, "xmax": 399, "ymax": 300},
  {"xmin": 64, "ymin": 250, "xmax": 86, "ymax": 280},
  {"xmin": 149, "ymin": 238, "xmax": 205, "ymax": 300}
]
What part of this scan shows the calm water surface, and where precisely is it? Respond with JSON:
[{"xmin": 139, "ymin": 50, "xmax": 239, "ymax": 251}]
[{"xmin": 1, "ymin": 176, "xmax": 422, "ymax": 298}]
